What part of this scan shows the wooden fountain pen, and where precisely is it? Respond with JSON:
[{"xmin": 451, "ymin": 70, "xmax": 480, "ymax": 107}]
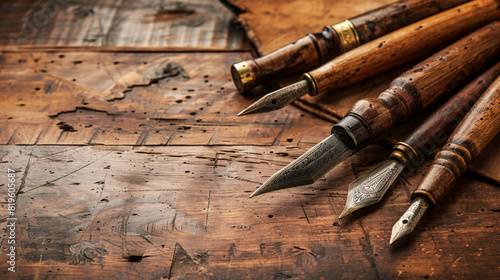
[
  {"xmin": 339, "ymin": 61, "xmax": 500, "ymax": 218},
  {"xmin": 249, "ymin": 22, "xmax": 500, "ymax": 198},
  {"xmin": 238, "ymin": 0, "xmax": 500, "ymax": 116},
  {"xmin": 231, "ymin": 0, "xmax": 469, "ymax": 93},
  {"xmin": 390, "ymin": 74, "xmax": 500, "ymax": 244}
]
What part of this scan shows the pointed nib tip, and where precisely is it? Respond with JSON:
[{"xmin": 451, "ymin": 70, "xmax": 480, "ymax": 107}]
[
  {"xmin": 237, "ymin": 101, "xmax": 263, "ymax": 116},
  {"xmin": 390, "ymin": 197, "xmax": 430, "ymax": 245},
  {"xmin": 238, "ymin": 105, "xmax": 259, "ymax": 116},
  {"xmin": 238, "ymin": 80, "xmax": 311, "ymax": 117},
  {"xmin": 247, "ymin": 133, "xmax": 353, "ymax": 197},
  {"xmin": 390, "ymin": 218, "xmax": 410, "ymax": 245},
  {"xmin": 338, "ymin": 207, "xmax": 353, "ymax": 219},
  {"xmin": 249, "ymin": 183, "xmax": 270, "ymax": 198},
  {"xmin": 389, "ymin": 231, "xmax": 403, "ymax": 245}
]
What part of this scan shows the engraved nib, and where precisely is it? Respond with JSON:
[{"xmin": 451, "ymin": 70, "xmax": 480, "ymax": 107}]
[
  {"xmin": 390, "ymin": 197, "xmax": 430, "ymax": 244},
  {"xmin": 339, "ymin": 159, "xmax": 405, "ymax": 218},
  {"xmin": 238, "ymin": 80, "xmax": 311, "ymax": 116},
  {"xmin": 249, "ymin": 133, "xmax": 353, "ymax": 197}
]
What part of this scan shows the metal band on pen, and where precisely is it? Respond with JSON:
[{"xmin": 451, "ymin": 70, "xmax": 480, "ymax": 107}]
[
  {"xmin": 232, "ymin": 62, "xmax": 257, "ymax": 91},
  {"xmin": 302, "ymin": 72, "xmax": 318, "ymax": 96},
  {"xmin": 391, "ymin": 142, "xmax": 419, "ymax": 165},
  {"xmin": 331, "ymin": 20, "xmax": 361, "ymax": 52}
]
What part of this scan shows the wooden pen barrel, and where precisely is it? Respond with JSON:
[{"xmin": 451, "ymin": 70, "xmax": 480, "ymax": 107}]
[
  {"xmin": 307, "ymin": 0, "xmax": 500, "ymax": 96},
  {"xmin": 334, "ymin": 22, "xmax": 500, "ymax": 150},
  {"xmin": 413, "ymin": 76, "xmax": 500, "ymax": 206},
  {"xmin": 231, "ymin": 0, "xmax": 469, "ymax": 93},
  {"xmin": 350, "ymin": 0, "xmax": 469, "ymax": 44},
  {"xmin": 390, "ymin": 62, "xmax": 500, "ymax": 167}
]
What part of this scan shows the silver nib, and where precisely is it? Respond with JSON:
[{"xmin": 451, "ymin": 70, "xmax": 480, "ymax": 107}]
[
  {"xmin": 390, "ymin": 197, "xmax": 430, "ymax": 244},
  {"xmin": 238, "ymin": 80, "xmax": 311, "ymax": 116},
  {"xmin": 339, "ymin": 159, "xmax": 404, "ymax": 218},
  {"xmin": 249, "ymin": 133, "xmax": 353, "ymax": 198}
]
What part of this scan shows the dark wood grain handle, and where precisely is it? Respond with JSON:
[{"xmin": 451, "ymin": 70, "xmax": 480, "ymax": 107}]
[
  {"xmin": 308, "ymin": 0, "xmax": 500, "ymax": 96},
  {"xmin": 391, "ymin": 62, "xmax": 500, "ymax": 166},
  {"xmin": 413, "ymin": 76, "xmax": 500, "ymax": 205},
  {"xmin": 350, "ymin": 0, "xmax": 469, "ymax": 44},
  {"xmin": 233, "ymin": 30, "xmax": 339, "ymax": 91},
  {"xmin": 337, "ymin": 22, "xmax": 500, "ymax": 150}
]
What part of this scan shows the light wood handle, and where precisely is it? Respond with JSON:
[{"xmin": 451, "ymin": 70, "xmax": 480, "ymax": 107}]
[{"xmin": 413, "ymin": 75, "xmax": 500, "ymax": 205}]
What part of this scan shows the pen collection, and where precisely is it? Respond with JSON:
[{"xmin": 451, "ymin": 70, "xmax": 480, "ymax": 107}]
[{"xmin": 233, "ymin": 0, "xmax": 500, "ymax": 244}]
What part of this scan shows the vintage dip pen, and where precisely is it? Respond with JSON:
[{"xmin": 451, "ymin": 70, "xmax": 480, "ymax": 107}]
[
  {"xmin": 238, "ymin": 0, "xmax": 500, "ymax": 116},
  {"xmin": 231, "ymin": 0, "xmax": 469, "ymax": 93},
  {"xmin": 390, "ymin": 74, "xmax": 500, "ymax": 244},
  {"xmin": 249, "ymin": 22, "xmax": 500, "ymax": 198},
  {"xmin": 339, "ymin": 61, "xmax": 500, "ymax": 218}
]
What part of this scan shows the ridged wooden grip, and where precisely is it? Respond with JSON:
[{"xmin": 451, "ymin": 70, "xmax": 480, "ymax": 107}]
[
  {"xmin": 413, "ymin": 76, "xmax": 500, "ymax": 205},
  {"xmin": 343, "ymin": 22, "xmax": 500, "ymax": 147},
  {"xmin": 308, "ymin": 0, "xmax": 500, "ymax": 96},
  {"xmin": 350, "ymin": 0, "xmax": 469, "ymax": 43},
  {"xmin": 392, "ymin": 62, "xmax": 500, "ymax": 165}
]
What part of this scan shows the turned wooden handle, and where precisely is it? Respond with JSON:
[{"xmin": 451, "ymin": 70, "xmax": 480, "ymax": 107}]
[
  {"xmin": 393, "ymin": 62, "xmax": 500, "ymax": 165},
  {"xmin": 308, "ymin": 0, "xmax": 500, "ymax": 95},
  {"xmin": 351, "ymin": 0, "xmax": 469, "ymax": 43},
  {"xmin": 344, "ymin": 22, "xmax": 500, "ymax": 147},
  {"xmin": 413, "ymin": 75, "xmax": 500, "ymax": 205},
  {"xmin": 232, "ymin": 0, "xmax": 469, "ymax": 92}
]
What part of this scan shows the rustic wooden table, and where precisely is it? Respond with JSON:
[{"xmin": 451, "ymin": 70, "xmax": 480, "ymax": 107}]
[{"xmin": 0, "ymin": 0, "xmax": 498, "ymax": 279}]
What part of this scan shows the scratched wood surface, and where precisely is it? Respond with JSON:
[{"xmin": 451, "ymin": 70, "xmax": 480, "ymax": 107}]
[
  {"xmin": 1, "ymin": 144, "xmax": 499, "ymax": 279},
  {"xmin": 0, "ymin": 0, "xmax": 499, "ymax": 279},
  {"xmin": 0, "ymin": 0, "xmax": 246, "ymax": 50},
  {"xmin": 0, "ymin": 50, "xmax": 328, "ymax": 146}
]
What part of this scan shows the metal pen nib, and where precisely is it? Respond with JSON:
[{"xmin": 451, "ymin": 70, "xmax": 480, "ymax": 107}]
[
  {"xmin": 237, "ymin": 80, "xmax": 311, "ymax": 116},
  {"xmin": 390, "ymin": 197, "xmax": 430, "ymax": 244},
  {"xmin": 249, "ymin": 133, "xmax": 353, "ymax": 197},
  {"xmin": 339, "ymin": 159, "xmax": 405, "ymax": 218}
]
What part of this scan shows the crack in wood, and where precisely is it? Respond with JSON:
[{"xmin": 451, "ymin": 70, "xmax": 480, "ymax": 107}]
[
  {"xmin": 272, "ymin": 113, "xmax": 290, "ymax": 146},
  {"xmin": 358, "ymin": 220, "xmax": 381, "ymax": 280},
  {"xmin": 22, "ymin": 151, "xmax": 113, "ymax": 194},
  {"xmin": 168, "ymin": 242, "xmax": 196, "ymax": 279},
  {"xmin": 49, "ymin": 107, "xmax": 120, "ymax": 118},
  {"xmin": 205, "ymin": 190, "xmax": 211, "ymax": 232},
  {"xmin": 300, "ymin": 202, "xmax": 310, "ymax": 224}
]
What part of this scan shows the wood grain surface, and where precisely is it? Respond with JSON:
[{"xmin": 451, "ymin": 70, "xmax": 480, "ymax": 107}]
[
  {"xmin": 0, "ymin": 50, "xmax": 327, "ymax": 146},
  {"xmin": 0, "ymin": 0, "xmax": 247, "ymax": 50},
  {"xmin": 1, "ymin": 145, "xmax": 499, "ymax": 279},
  {"xmin": 0, "ymin": 0, "xmax": 499, "ymax": 279}
]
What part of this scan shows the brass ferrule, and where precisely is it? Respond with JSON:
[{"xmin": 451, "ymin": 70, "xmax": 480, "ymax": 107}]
[
  {"xmin": 330, "ymin": 20, "xmax": 360, "ymax": 53},
  {"xmin": 390, "ymin": 142, "xmax": 419, "ymax": 166},
  {"xmin": 302, "ymin": 72, "xmax": 318, "ymax": 96},
  {"xmin": 231, "ymin": 61, "xmax": 257, "ymax": 93}
]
